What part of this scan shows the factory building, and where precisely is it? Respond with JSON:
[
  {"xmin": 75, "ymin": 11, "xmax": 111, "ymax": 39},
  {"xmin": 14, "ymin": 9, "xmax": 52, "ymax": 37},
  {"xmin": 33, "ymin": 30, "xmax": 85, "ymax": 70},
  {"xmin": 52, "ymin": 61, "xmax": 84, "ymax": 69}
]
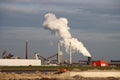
[
  {"xmin": 0, "ymin": 59, "xmax": 41, "ymax": 66},
  {"xmin": 0, "ymin": 40, "xmax": 41, "ymax": 66}
]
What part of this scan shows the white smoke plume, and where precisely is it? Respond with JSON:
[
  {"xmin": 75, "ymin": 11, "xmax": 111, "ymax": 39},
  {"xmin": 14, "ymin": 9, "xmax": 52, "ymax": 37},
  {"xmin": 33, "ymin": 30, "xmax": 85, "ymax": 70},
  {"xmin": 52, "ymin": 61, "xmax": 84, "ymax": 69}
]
[{"xmin": 43, "ymin": 13, "xmax": 91, "ymax": 57}]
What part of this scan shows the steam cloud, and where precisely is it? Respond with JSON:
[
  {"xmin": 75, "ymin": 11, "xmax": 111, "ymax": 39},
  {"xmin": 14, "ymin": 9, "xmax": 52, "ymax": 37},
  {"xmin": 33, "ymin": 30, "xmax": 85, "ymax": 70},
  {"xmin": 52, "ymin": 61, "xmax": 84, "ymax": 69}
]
[{"xmin": 43, "ymin": 13, "xmax": 91, "ymax": 57}]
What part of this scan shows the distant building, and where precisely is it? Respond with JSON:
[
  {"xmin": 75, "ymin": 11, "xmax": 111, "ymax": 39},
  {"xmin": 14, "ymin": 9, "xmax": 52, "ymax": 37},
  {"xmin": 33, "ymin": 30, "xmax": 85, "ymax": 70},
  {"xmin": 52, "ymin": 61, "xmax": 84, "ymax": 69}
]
[
  {"xmin": 110, "ymin": 60, "xmax": 120, "ymax": 66},
  {"xmin": 0, "ymin": 59, "xmax": 41, "ymax": 66}
]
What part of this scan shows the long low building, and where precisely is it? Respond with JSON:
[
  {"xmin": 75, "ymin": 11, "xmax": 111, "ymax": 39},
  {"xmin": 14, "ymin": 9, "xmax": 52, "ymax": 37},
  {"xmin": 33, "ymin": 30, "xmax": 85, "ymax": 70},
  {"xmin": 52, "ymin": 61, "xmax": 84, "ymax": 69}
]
[{"xmin": 0, "ymin": 59, "xmax": 41, "ymax": 66}]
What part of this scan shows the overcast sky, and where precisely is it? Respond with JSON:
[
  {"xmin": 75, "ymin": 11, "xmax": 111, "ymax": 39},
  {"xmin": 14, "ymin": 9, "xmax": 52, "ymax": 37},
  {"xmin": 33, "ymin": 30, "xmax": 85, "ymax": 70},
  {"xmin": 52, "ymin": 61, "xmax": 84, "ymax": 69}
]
[{"xmin": 0, "ymin": 0, "xmax": 120, "ymax": 62}]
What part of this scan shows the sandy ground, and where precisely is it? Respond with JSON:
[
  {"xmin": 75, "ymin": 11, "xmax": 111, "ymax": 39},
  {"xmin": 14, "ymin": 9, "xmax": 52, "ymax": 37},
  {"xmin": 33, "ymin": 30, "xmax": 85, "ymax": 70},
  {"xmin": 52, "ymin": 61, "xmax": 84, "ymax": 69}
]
[{"xmin": 0, "ymin": 70, "xmax": 120, "ymax": 80}]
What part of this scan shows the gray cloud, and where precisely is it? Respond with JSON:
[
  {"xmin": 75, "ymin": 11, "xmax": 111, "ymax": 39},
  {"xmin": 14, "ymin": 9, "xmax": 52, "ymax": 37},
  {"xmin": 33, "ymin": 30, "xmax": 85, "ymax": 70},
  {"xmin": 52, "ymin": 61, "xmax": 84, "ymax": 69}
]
[
  {"xmin": 0, "ymin": 27, "xmax": 58, "ymax": 40},
  {"xmin": 0, "ymin": 4, "xmax": 39, "ymax": 14}
]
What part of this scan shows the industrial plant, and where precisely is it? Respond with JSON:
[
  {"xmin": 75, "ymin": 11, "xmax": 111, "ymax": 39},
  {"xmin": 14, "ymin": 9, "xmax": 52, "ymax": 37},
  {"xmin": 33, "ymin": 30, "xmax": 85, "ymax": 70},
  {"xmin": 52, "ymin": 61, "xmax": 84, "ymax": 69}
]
[
  {"xmin": 0, "ymin": 13, "xmax": 120, "ymax": 80},
  {"xmin": 0, "ymin": 40, "xmax": 92, "ymax": 66},
  {"xmin": 0, "ymin": 40, "xmax": 119, "ymax": 67},
  {"xmin": 0, "ymin": 13, "xmax": 120, "ymax": 67},
  {"xmin": 0, "ymin": 40, "xmax": 120, "ymax": 80}
]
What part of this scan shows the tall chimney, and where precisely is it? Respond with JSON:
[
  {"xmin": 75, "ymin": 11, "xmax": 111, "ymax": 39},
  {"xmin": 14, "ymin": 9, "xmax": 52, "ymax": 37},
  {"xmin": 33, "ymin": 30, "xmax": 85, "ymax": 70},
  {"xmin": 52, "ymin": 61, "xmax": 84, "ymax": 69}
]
[
  {"xmin": 59, "ymin": 52, "xmax": 63, "ymax": 64},
  {"xmin": 25, "ymin": 40, "xmax": 28, "ymax": 59},
  {"xmin": 69, "ymin": 42, "xmax": 72, "ymax": 65},
  {"xmin": 57, "ymin": 41, "xmax": 60, "ymax": 64}
]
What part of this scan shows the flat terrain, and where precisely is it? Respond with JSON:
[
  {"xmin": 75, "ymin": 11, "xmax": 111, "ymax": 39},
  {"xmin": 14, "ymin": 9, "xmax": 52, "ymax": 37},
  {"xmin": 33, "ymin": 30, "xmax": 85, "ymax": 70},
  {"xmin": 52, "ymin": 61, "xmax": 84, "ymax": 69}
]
[
  {"xmin": 0, "ymin": 66, "xmax": 120, "ymax": 71},
  {"xmin": 0, "ymin": 66, "xmax": 120, "ymax": 80},
  {"xmin": 0, "ymin": 71, "xmax": 120, "ymax": 80}
]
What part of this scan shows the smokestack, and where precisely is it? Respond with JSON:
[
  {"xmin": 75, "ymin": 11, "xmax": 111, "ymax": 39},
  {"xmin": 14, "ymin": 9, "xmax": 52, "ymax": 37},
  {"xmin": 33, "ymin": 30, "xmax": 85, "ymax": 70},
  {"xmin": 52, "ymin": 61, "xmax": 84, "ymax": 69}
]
[
  {"xmin": 59, "ymin": 52, "xmax": 63, "ymax": 64},
  {"xmin": 87, "ymin": 57, "xmax": 92, "ymax": 65},
  {"xmin": 57, "ymin": 41, "xmax": 63, "ymax": 64},
  {"xmin": 69, "ymin": 42, "xmax": 72, "ymax": 65},
  {"xmin": 57, "ymin": 41, "xmax": 60, "ymax": 64},
  {"xmin": 25, "ymin": 40, "xmax": 28, "ymax": 59}
]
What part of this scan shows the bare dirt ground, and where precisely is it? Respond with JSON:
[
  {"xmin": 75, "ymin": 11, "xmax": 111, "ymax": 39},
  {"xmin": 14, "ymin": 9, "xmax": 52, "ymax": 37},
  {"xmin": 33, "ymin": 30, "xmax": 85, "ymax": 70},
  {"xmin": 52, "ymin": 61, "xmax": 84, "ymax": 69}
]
[{"xmin": 0, "ymin": 71, "xmax": 120, "ymax": 80}]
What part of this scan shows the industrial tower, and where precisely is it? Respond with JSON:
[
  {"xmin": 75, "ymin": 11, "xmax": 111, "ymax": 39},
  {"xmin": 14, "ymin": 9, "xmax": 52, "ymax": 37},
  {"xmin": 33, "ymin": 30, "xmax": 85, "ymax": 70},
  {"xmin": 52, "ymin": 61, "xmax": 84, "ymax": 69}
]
[{"xmin": 57, "ymin": 41, "xmax": 63, "ymax": 64}]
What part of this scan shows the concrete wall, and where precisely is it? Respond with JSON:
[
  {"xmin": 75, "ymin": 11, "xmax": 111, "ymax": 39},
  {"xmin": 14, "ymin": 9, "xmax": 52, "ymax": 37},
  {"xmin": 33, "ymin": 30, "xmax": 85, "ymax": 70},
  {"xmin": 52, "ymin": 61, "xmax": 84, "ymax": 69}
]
[{"xmin": 0, "ymin": 59, "xmax": 41, "ymax": 66}]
